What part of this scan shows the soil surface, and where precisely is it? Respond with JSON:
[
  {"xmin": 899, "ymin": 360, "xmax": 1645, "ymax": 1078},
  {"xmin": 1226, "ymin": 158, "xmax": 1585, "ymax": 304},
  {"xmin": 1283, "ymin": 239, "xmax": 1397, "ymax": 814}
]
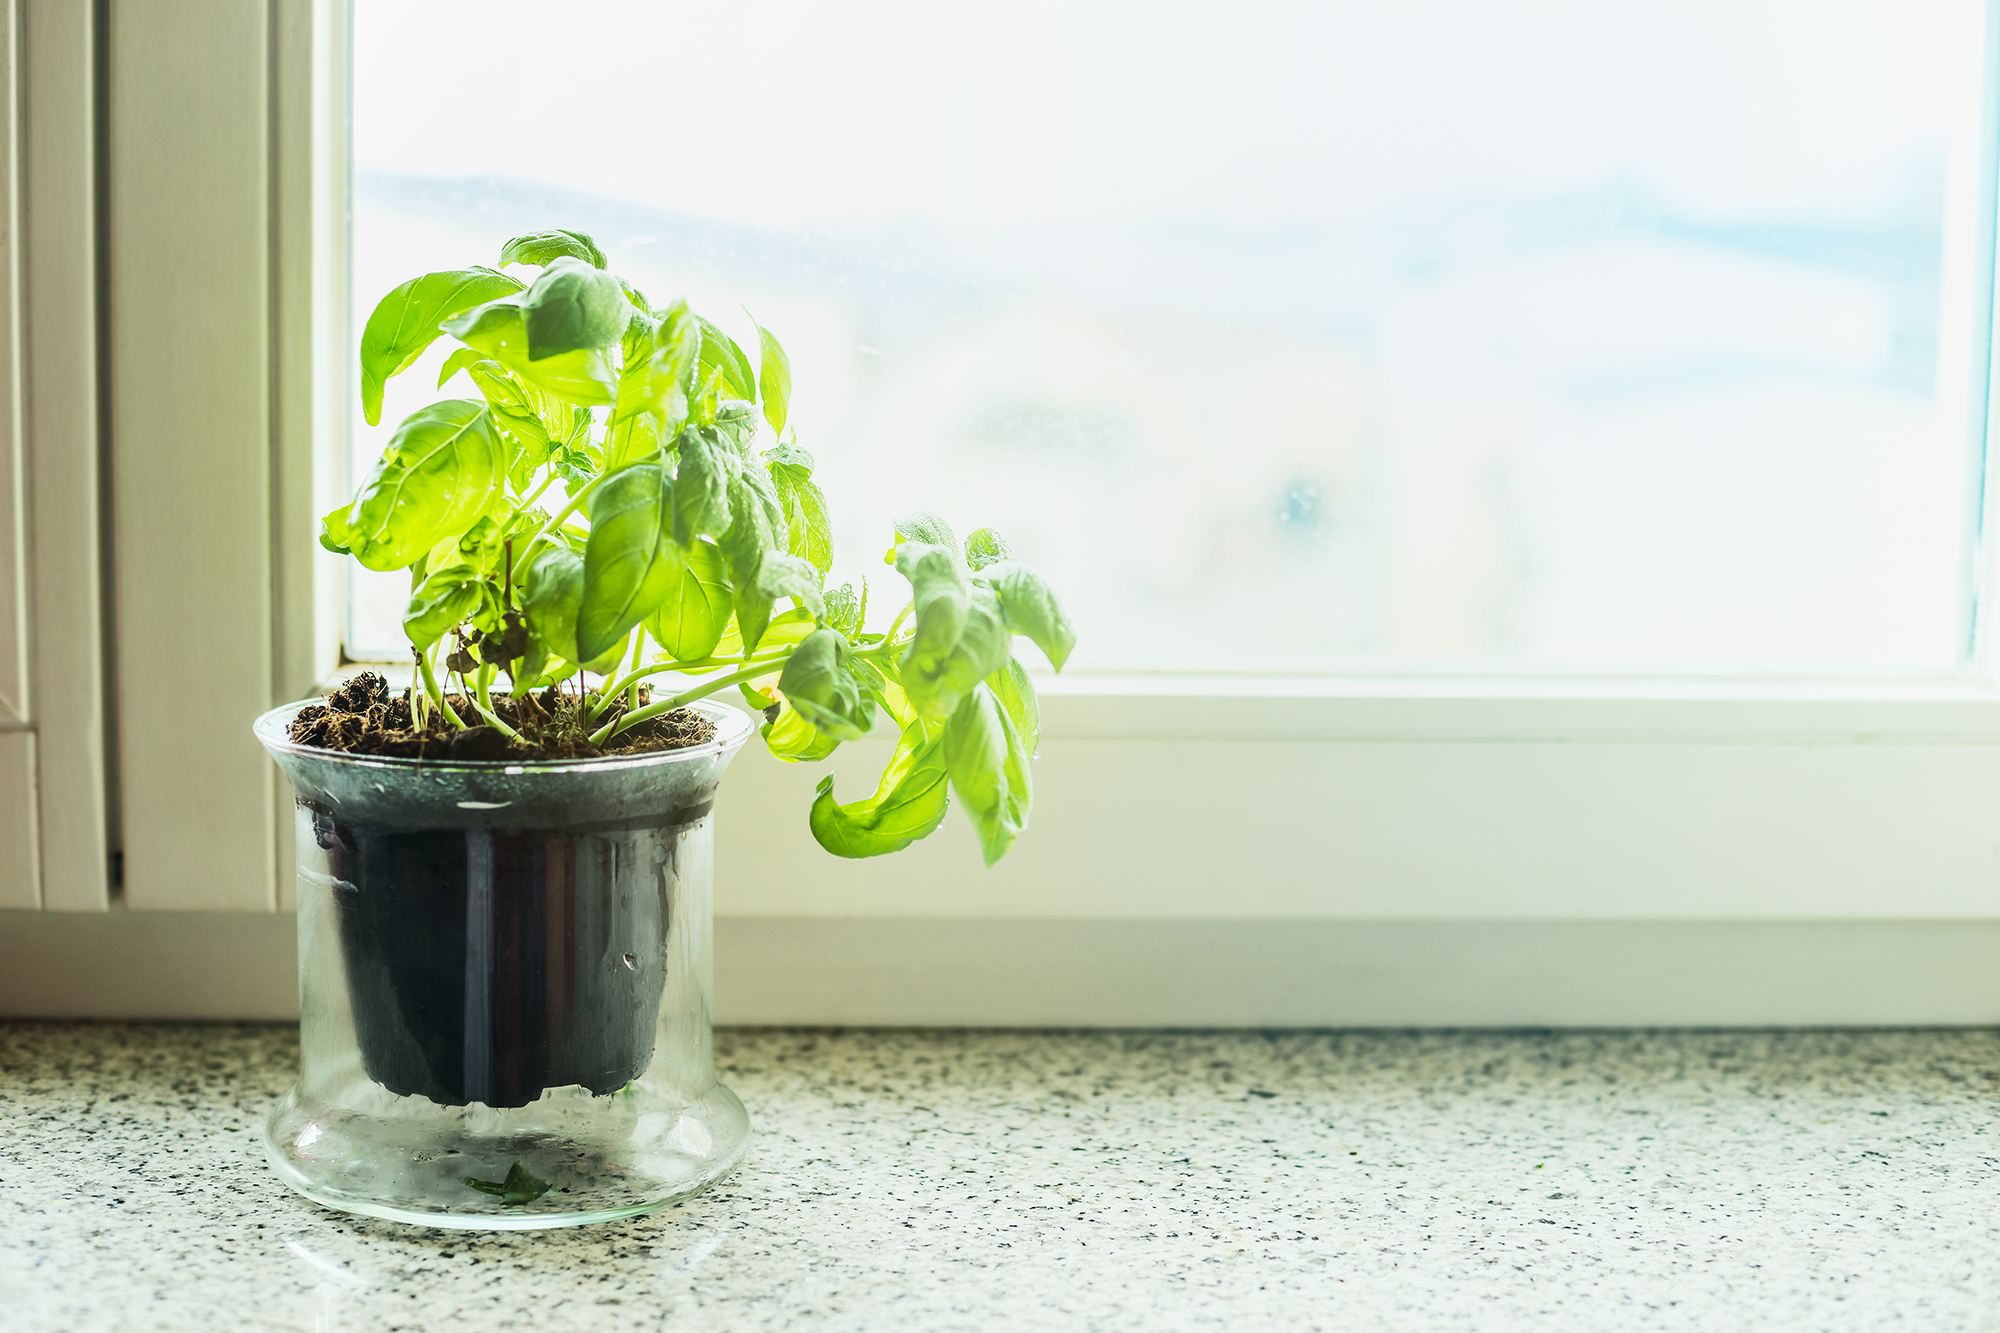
[{"xmin": 286, "ymin": 672, "xmax": 714, "ymax": 762}]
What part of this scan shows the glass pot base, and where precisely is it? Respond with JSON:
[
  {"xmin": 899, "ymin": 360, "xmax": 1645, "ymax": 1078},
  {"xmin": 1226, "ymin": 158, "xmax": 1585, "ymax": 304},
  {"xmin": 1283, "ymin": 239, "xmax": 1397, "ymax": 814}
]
[{"xmin": 264, "ymin": 1078, "xmax": 750, "ymax": 1230}]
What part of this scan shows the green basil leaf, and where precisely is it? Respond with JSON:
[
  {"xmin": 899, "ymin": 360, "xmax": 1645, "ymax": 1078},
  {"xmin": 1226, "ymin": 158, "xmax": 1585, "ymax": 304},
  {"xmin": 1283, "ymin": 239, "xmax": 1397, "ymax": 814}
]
[
  {"xmin": 759, "ymin": 551, "xmax": 824, "ymax": 618},
  {"xmin": 359, "ymin": 267, "xmax": 523, "ymax": 426},
  {"xmin": 943, "ymin": 682, "xmax": 1033, "ymax": 866},
  {"xmin": 511, "ymin": 652, "xmax": 579, "ymax": 692},
  {"xmin": 671, "ymin": 426, "xmax": 736, "ymax": 545},
  {"xmin": 697, "ymin": 316, "xmax": 757, "ymax": 403},
  {"xmin": 402, "ymin": 564, "xmax": 485, "ymax": 649},
  {"xmin": 431, "ymin": 505, "xmax": 545, "ymax": 581},
  {"xmin": 498, "ymin": 229, "xmax": 607, "ymax": 270},
  {"xmin": 964, "ymin": 527, "xmax": 1012, "ymax": 572},
  {"xmin": 603, "ymin": 409, "xmax": 662, "ymax": 473},
  {"xmin": 551, "ymin": 438, "xmax": 602, "ymax": 493},
  {"xmin": 764, "ymin": 440, "xmax": 813, "ymax": 470},
  {"xmin": 779, "ymin": 628, "xmax": 875, "ymax": 741},
  {"xmin": 463, "ymin": 1160, "xmax": 555, "ymax": 1206},
  {"xmin": 785, "ymin": 480, "xmax": 832, "ymax": 573},
  {"xmin": 443, "ymin": 299, "xmax": 616, "ymax": 404},
  {"xmin": 856, "ymin": 655, "xmax": 917, "ymax": 730},
  {"xmin": 688, "ymin": 365, "xmax": 725, "ymax": 427},
  {"xmin": 976, "ymin": 560, "xmax": 1077, "ymax": 670},
  {"xmin": 612, "ymin": 299, "xmax": 700, "ymax": 435},
  {"xmin": 332, "ymin": 400, "xmax": 506, "ymax": 571},
  {"xmin": 425, "ymin": 515, "xmax": 487, "ymax": 579},
  {"xmin": 896, "ymin": 542, "xmax": 969, "ymax": 653},
  {"xmin": 644, "ymin": 538, "xmax": 734, "ymax": 661},
  {"xmin": 582, "ymin": 640, "xmax": 628, "ymax": 675},
  {"xmin": 611, "ymin": 309, "xmax": 657, "ymax": 401},
  {"xmin": 462, "ymin": 359, "xmax": 551, "ymax": 466},
  {"xmin": 762, "ymin": 701, "xmax": 841, "ymax": 763},
  {"xmin": 713, "ymin": 399, "xmax": 761, "ymax": 455},
  {"xmin": 716, "ymin": 461, "xmax": 792, "ymax": 651},
  {"xmin": 809, "ymin": 723, "xmax": 951, "ymax": 858},
  {"xmin": 437, "ymin": 346, "xmax": 484, "ymax": 388},
  {"xmin": 908, "ymin": 580, "xmax": 1011, "ymax": 721},
  {"xmin": 766, "ymin": 445, "xmax": 833, "ymax": 576},
  {"xmin": 987, "ymin": 656, "xmax": 1041, "ymax": 760},
  {"xmin": 319, "ymin": 507, "xmax": 356, "ymax": 555},
  {"xmin": 516, "ymin": 543, "xmax": 585, "ymax": 685},
  {"xmin": 889, "ymin": 511, "xmax": 961, "ymax": 564},
  {"xmin": 518, "ymin": 257, "xmax": 630, "ymax": 361},
  {"xmin": 894, "ymin": 541, "xmax": 975, "ymax": 713},
  {"xmin": 578, "ymin": 462, "xmax": 682, "ymax": 663},
  {"xmin": 712, "ymin": 605, "xmax": 816, "ymax": 661},
  {"xmin": 823, "ymin": 581, "xmax": 863, "ymax": 637},
  {"xmin": 756, "ymin": 322, "xmax": 792, "ymax": 435}
]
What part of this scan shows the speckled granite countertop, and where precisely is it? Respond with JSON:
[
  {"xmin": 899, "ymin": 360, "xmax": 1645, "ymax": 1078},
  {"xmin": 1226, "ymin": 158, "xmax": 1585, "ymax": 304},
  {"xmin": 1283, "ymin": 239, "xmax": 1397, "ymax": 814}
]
[{"xmin": 1, "ymin": 1024, "xmax": 1996, "ymax": 1332}]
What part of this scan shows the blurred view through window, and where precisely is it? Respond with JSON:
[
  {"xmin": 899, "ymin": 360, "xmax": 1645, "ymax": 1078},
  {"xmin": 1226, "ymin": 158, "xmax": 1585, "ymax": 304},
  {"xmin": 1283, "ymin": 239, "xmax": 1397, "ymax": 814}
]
[{"xmin": 350, "ymin": 0, "xmax": 1990, "ymax": 674}]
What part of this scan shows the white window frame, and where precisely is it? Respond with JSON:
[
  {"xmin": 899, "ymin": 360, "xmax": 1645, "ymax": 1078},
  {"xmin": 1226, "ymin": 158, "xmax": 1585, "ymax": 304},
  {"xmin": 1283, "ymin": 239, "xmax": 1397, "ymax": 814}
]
[{"xmin": 6, "ymin": 0, "xmax": 2000, "ymax": 1024}]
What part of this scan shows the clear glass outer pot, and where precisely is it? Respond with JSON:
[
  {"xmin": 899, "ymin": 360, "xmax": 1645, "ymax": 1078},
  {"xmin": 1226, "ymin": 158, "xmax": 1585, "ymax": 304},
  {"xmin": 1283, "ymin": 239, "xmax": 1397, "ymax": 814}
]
[{"xmin": 253, "ymin": 697, "xmax": 754, "ymax": 1230}]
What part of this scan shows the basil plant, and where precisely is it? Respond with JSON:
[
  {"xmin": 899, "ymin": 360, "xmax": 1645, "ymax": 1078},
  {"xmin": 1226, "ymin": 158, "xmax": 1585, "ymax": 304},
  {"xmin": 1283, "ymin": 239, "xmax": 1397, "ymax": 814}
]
[{"xmin": 321, "ymin": 230, "xmax": 1073, "ymax": 865}]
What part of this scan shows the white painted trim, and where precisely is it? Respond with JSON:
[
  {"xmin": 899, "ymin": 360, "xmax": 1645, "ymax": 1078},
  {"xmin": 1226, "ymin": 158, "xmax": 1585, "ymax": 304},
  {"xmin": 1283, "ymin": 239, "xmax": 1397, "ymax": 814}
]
[
  {"xmin": 271, "ymin": 0, "xmax": 345, "ymax": 713},
  {"xmin": 21, "ymin": 0, "xmax": 106, "ymax": 911},
  {"xmin": 108, "ymin": 0, "xmax": 274, "ymax": 911},
  {"xmin": 0, "ymin": 911, "xmax": 1994, "ymax": 1026},
  {"xmin": 270, "ymin": 0, "xmax": 346, "ymax": 912},
  {"xmin": 711, "ymin": 730, "xmax": 2000, "ymax": 923}
]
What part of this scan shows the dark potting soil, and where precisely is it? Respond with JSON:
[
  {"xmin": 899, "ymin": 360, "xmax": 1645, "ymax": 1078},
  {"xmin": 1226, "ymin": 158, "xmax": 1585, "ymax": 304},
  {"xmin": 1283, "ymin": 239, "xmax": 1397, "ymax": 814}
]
[{"xmin": 288, "ymin": 671, "xmax": 714, "ymax": 762}]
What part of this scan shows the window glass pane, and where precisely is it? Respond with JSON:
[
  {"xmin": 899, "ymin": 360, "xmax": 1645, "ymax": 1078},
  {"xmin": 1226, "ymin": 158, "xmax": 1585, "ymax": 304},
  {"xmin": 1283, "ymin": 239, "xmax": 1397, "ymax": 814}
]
[{"xmin": 350, "ymin": 0, "xmax": 1989, "ymax": 673}]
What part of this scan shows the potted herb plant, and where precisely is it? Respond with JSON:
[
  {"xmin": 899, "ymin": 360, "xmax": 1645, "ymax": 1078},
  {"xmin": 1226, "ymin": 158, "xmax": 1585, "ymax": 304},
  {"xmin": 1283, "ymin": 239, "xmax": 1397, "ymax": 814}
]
[{"xmin": 254, "ymin": 229, "xmax": 1072, "ymax": 1229}]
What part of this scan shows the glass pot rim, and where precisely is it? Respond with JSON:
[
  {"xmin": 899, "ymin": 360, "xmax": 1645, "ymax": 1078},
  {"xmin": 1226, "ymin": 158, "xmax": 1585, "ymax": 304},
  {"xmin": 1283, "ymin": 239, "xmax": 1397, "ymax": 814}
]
[{"xmin": 252, "ymin": 693, "xmax": 756, "ymax": 776}]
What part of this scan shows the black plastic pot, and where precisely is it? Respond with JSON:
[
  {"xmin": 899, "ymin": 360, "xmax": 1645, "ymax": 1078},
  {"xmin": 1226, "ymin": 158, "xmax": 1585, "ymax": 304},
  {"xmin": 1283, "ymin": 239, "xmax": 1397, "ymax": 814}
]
[{"xmin": 309, "ymin": 815, "xmax": 673, "ymax": 1107}]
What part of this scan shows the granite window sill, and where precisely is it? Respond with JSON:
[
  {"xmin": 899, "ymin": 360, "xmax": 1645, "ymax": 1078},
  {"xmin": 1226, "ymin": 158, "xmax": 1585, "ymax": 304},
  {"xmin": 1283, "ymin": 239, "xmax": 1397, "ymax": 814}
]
[{"xmin": 3, "ymin": 1023, "xmax": 1995, "ymax": 1331}]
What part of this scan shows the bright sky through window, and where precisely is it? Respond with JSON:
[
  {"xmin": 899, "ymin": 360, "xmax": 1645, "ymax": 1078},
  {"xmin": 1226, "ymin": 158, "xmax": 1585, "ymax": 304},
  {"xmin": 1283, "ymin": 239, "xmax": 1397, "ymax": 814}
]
[{"xmin": 350, "ymin": 0, "xmax": 1988, "ymax": 673}]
